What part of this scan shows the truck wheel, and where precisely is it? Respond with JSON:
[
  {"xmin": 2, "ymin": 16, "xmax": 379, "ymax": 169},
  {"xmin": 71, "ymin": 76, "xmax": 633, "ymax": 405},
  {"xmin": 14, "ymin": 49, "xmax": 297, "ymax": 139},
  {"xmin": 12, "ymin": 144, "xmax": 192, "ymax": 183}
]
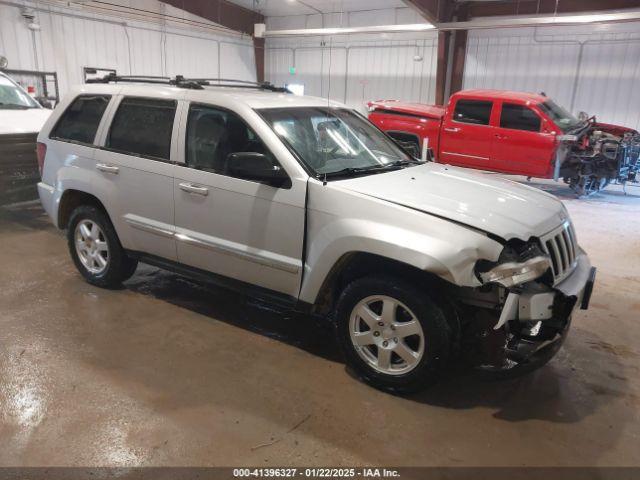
[
  {"xmin": 335, "ymin": 276, "xmax": 451, "ymax": 393},
  {"xmin": 67, "ymin": 205, "xmax": 138, "ymax": 288}
]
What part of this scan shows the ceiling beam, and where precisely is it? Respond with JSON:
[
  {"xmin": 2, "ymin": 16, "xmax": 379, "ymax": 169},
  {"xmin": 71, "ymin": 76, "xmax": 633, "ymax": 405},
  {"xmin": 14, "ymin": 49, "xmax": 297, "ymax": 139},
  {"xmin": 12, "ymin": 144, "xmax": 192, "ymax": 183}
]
[
  {"xmin": 160, "ymin": 0, "xmax": 264, "ymax": 36},
  {"xmin": 403, "ymin": 0, "xmax": 447, "ymax": 23},
  {"xmin": 159, "ymin": 1, "xmax": 265, "ymax": 83}
]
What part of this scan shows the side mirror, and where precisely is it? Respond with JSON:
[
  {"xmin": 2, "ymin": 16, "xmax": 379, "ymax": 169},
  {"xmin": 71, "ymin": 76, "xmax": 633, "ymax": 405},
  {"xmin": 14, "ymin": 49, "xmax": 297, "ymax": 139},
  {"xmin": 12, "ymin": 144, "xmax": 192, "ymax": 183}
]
[{"xmin": 226, "ymin": 152, "xmax": 291, "ymax": 188}]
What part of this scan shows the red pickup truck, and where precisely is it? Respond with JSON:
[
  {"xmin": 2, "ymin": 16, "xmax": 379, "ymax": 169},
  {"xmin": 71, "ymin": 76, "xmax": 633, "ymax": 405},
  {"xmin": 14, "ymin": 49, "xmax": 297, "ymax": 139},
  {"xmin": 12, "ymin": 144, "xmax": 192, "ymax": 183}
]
[{"xmin": 368, "ymin": 89, "xmax": 639, "ymax": 196}]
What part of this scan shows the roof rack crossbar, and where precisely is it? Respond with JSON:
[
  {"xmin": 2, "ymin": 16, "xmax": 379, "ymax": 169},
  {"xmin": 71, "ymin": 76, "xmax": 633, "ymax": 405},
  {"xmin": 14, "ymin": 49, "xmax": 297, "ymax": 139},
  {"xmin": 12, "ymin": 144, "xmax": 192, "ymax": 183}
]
[
  {"xmin": 189, "ymin": 78, "xmax": 290, "ymax": 92},
  {"xmin": 87, "ymin": 73, "xmax": 204, "ymax": 89},
  {"xmin": 86, "ymin": 73, "xmax": 290, "ymax": 93}
]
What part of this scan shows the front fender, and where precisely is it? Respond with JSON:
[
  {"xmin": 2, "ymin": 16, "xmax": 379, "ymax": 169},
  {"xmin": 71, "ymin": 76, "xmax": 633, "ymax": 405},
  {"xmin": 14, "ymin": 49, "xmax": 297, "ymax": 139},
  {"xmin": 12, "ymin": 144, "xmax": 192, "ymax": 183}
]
[{"xmin": 299, "ymin": 192, "xmax": 503, "ymax": 304}]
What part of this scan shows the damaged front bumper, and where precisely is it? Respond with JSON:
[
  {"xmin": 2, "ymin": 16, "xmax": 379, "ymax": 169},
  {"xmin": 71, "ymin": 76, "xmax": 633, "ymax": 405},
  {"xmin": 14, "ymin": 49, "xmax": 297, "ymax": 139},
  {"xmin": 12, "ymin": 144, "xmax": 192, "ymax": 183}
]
[
  {"xmin": 497, "ymin": 251, "xmax": 595, "ymax": 329},
  {"xmin": 479, "ymin": 251, "xmax": 596, "ymax": 372}
]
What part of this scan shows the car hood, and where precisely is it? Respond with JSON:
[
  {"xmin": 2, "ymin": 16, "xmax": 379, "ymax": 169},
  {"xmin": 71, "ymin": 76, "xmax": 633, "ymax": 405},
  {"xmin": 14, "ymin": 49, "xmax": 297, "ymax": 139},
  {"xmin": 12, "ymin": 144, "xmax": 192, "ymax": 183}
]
[
  {"xmin": 0, "ymin": 108, "xmax": 51, "ymax": 135},
  {"xmin": 334, "ymin": 163, "xmax": 566, "ymax": 240}
]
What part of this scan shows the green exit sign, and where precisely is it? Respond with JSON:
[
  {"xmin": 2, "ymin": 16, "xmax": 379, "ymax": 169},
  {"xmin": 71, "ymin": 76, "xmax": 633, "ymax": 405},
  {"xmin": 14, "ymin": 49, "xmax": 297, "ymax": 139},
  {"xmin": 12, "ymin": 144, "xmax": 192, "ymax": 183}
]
[{"xmin": 289, "ymin": 66, "xmax": 296, "ymax": 75}]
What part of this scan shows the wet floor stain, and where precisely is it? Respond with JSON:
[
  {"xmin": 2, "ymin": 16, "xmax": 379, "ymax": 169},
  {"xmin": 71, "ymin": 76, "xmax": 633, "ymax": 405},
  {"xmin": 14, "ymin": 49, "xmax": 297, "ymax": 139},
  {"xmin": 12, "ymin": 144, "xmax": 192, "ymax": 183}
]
[
  {"xmin": 3, "ymin": 197, "xmax": 640, "ymax": 466},
  {"xmin": 586, "ymin": 341, "xmax": 639, "ymax": 359}
]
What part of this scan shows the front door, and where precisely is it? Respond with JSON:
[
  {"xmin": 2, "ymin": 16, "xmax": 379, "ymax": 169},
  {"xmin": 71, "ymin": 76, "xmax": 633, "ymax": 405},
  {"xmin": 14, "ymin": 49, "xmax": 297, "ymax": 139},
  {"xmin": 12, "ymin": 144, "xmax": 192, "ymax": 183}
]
[
  {"xmin": 491, "ymin": 102, "xmax": 556, "ymax": 176},
  {"xmin": 173, "ymin": 103, "xmax": 306, "ymax": 298},
  {"xmin": 439, "ymin": 98, "xmax": 495, "ymax": 170}
]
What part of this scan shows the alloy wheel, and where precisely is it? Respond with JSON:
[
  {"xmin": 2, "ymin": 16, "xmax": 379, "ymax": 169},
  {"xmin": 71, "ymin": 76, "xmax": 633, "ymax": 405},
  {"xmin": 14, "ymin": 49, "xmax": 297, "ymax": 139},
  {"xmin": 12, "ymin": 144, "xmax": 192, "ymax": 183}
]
[
  {"xmin": 74, "ymin": 219, "xmax": 109, "ymax": 274},
  {"xmin": 348, "ymin": 295, "xmax": 425, "ymax": 375}
]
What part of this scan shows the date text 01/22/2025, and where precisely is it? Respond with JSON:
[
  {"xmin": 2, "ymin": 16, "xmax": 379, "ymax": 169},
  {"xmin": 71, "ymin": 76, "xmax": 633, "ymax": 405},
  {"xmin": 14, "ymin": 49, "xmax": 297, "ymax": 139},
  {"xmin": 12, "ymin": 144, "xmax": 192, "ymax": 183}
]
[{"xmin": 232, "ymin": 468, "xmax": 401, "ymax": 478}]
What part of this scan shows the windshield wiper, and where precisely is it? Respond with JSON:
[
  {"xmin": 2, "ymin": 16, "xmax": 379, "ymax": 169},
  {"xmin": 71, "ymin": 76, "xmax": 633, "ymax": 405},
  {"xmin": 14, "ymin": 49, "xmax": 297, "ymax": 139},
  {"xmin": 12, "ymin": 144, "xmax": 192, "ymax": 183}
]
[
  {"xmin": 388, "ymin": 159, "xmax": 421, "ymax": 166},
  {"xmin": 321, "ymin": 160, "xmax": 415, "ymax": 179}
]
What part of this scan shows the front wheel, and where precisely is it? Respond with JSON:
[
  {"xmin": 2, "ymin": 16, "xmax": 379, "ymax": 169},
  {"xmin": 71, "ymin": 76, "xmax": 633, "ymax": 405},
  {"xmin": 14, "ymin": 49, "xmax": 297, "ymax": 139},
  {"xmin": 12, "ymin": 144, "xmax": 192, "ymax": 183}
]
[
  {"xmin": 67, "ymin": 205, "xmax": 138, "ymax": 288},
  {"xmin": 335, "ymin": 276, "xmax": 451, "ymax": 393}
]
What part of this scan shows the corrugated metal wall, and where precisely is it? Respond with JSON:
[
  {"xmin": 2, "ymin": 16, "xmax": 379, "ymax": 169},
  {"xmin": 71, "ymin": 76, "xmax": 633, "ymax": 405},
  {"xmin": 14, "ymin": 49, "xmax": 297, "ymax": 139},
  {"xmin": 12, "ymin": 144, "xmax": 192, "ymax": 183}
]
[
  {"xmin": 464, "ymin": 23, "xmax": 640, "ymax": 130},
  {"xmin": 266, "ymin": 37, "xmax": 438, "ymax": 112},
  {"xmin": 0, "ymin": 0, "xmax": 256, "ymax": 98},
  {"xmin": 265, "ymin": 7, "xmax": 438, "ymax": 112}
]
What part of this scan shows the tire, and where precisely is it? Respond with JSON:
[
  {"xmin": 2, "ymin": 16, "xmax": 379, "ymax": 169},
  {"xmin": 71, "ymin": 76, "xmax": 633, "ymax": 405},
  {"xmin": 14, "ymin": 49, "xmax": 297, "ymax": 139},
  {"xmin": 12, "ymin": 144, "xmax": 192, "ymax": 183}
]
[
  {"xmin": 67, "ymin": 205, "xmax": 138, "ymax": 288},
  {"xmin": 335, "ymin": 276, "xmax": 451, "ymax": 393}
]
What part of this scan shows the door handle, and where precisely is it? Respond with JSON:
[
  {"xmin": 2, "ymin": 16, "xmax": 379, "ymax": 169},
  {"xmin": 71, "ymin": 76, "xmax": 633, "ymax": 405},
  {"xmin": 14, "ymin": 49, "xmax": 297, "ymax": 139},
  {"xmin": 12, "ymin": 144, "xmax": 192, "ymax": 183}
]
[
  {"xmin": 96, "ymin": 163, "xmax": 119, "ymax": 174},
  {"xmin": 494, "ymin": 134, "xmax": 507, "ymax": 140},
  {"xmin": 179, "ymin": 182, "xmax": 209, "ymax": 196},
  {"xmin": 444, "ymin": 127, "xmax": 461, "ymax": 133}
]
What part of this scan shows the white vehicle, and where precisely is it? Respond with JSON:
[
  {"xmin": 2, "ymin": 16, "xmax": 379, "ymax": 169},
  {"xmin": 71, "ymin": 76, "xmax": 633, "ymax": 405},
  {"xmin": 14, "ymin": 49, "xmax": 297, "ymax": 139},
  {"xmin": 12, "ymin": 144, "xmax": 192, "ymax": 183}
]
[
  {"xmin": 0, "ymin": 71, "xmax": 51, "ymax": 134},
  {"xmin": 36, "ymin": 76, "xmax": 596, "ymax": 392},
  {"xmin": 0, "ymin": 71, "xmax": 51, "ymax": 203}
]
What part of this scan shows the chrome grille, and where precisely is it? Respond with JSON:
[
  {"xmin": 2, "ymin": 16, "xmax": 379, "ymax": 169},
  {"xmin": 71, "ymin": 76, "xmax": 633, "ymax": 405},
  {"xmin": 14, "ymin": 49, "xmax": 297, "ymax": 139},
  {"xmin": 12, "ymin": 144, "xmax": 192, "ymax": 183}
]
[{"xmin": 541, "ymin": 222, "xmax": 578, "ymax": 284}]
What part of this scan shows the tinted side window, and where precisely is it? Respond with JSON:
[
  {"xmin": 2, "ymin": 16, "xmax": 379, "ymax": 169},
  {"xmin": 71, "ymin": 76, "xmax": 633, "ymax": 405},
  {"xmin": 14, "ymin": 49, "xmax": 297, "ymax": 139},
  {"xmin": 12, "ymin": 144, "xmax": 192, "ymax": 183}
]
[
  {"xmin": 50, "ymin": 95, "xmax": 111, "ymax": 144},
  {"xmin": 107, "ymin": 97, "xmax": 176, "ymax": 160},
  {"xmin": 186, "ymin": 104, "xmax": 271, "ymax": 174},
  {"xmin": 453, "ymin": 99, "xmax": 493, "ymax": 125},
  {"xmin": 500, "ymin": 103, "xmax": 541, "ymax": 132}
]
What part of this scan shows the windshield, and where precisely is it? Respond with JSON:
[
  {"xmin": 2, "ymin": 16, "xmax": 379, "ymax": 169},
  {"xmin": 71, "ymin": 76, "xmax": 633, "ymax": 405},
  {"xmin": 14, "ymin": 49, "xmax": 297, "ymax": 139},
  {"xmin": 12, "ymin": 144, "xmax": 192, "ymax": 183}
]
[
  {"xmin": 259, "ymin": 107, "xmax": 414, "ymax": 177},
  {"xmin": 538, "ymin": 99, "xmax": 581, "ymax": 132},
  {"xmin": 0, "ymin": 75, "xmax": 40, "ymax": 109}
]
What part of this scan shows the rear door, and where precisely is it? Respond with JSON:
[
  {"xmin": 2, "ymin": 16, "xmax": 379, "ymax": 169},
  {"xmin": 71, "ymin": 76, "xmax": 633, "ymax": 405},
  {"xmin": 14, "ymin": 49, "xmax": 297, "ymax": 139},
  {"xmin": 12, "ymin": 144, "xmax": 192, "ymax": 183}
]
[
  {"xmin": 492, "ymin": 102, "xmax": 556, "ymax": 176},
  {"xmin": 93, "ymin": 95, "xmax": 179, "ymax": 260},
  {"xmin": 439, "ymin": 98, "xmax": 495, "ymax": 169}
]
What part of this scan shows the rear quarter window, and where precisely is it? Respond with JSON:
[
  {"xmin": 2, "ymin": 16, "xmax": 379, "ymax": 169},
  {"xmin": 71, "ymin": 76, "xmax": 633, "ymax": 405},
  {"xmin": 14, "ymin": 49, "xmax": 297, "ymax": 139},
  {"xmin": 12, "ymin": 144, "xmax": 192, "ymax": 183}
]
[
  {"xmin": 452, "ymin": 99, "xmax": 493, "ymax": 125},
  {"xmin": 50, "ymin": 95, "xmax": 111, "ymax": 145}
]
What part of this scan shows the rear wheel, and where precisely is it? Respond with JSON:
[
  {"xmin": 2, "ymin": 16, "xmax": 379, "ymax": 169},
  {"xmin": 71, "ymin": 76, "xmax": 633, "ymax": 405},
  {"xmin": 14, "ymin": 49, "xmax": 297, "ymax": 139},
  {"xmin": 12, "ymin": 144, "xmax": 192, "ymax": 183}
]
[
  {"xmin": 67, "ymin": 205, "xmax": 138, "ymax": 288},
  {"xmin": 336, "ymin": 276, "xmax": 451, "ymax": 393}
]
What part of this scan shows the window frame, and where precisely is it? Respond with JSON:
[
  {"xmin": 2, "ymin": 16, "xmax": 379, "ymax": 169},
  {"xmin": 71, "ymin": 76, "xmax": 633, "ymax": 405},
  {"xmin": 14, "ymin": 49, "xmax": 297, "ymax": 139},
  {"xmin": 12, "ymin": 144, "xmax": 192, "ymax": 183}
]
[
  {"xmin": 451, "ymin": 99, "xmax": 494, "ymax": 127},
  {"xmin": 499, "ymin": 102, "xmax": 542, "ymax": 133},
  {"xmin": 385, "ymin": 130, "xmax": 421, "ymax": 157},
  {"xmin": 183, "ymin": 102, "xmax": 290, "ymax": 187},
  {"xmin": 49, "ymin": 94, "xmax": 113, "ymax": 147},
  {"xmin": 103, "ymin": 95, "xmax": 178, "ymax": 163}
]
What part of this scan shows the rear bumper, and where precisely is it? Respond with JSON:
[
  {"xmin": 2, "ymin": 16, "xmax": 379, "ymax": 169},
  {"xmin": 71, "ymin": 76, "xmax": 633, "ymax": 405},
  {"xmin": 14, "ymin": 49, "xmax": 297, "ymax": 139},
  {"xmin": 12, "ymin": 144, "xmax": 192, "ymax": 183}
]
[{"xmin": 37, "ymin": 181, "xmax": 58, "ymax": 227}]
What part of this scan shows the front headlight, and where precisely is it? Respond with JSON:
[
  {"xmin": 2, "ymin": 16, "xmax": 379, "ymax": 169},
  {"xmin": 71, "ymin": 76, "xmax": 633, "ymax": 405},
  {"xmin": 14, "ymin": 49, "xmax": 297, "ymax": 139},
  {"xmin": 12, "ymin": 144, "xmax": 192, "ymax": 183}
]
[{"xmin": 479, "ymin": 256, "xmax": 551, "ymax": 288}]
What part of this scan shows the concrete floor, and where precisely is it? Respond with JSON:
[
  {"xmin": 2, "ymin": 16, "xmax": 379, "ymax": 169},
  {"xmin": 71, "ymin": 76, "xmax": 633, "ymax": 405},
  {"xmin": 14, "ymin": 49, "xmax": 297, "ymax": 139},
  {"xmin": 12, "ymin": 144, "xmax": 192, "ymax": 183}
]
[{"xmin": 1, "ymin": 179, "xmax": 639, "ymax": 467}]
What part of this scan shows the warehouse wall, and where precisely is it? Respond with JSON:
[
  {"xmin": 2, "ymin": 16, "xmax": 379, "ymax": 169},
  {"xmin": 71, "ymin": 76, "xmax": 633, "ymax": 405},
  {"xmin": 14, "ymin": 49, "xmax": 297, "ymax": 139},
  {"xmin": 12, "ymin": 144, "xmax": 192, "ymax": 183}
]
[
  {"xmin": 0, "ymin": 0, "xmax": 256, "ymax": 99},
  {"xmin": 265, "ymin": 7, "xmax": 438, "ymax": 112},
  {"xmin": 464, "ymin": 22, "xmax": 640, "ymax": 130}
]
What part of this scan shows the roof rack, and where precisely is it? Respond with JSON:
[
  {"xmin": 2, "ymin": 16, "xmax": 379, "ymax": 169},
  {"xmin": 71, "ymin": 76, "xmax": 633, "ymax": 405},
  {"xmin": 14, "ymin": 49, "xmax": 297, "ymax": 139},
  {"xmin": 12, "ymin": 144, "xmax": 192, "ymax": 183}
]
[
  {"xmin": 187, "ymin": 78, "xmax": 290, "ymax": 92},
  {"xmin": 86, "ymin": 73, "xmax": 290, "ymax": 93}
]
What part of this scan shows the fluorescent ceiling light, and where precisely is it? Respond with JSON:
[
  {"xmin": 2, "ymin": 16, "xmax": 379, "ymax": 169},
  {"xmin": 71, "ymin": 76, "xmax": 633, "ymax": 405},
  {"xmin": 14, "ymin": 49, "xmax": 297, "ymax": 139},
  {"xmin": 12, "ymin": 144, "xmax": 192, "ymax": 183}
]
[{"xmin": 260, "ymin": 23, "xmax": 435, "ymax": 37}]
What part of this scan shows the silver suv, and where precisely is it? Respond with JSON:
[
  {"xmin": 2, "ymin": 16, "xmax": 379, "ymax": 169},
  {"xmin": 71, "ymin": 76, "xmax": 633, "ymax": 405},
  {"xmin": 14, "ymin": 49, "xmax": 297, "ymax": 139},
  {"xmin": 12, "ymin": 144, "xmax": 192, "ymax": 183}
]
[{"xmin": 37, "ymin": 76, "xmax": 596, "ymax": 392}]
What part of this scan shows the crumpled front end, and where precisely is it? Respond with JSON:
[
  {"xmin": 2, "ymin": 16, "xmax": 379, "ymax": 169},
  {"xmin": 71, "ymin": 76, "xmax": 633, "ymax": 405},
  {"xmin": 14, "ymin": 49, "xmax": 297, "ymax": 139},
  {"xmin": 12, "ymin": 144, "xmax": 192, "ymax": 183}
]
[
  {"xmin": 556, "ymin": 123, "xmax": 640, "ymax": 196},
  {"xmin": 451, "ymin": 222, "xmax": 596, "ymax": 373}
]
